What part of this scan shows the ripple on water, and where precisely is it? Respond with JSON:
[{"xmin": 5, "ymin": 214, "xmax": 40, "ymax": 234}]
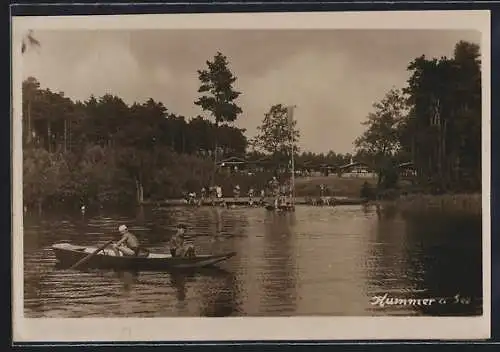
[{"xmin": 22, "ymin": 205, "xmax": 482, "ymax": 317}]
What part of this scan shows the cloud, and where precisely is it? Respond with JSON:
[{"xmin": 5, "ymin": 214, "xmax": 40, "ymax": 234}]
[{"xmin": 239, "ymin": 48, "xmax": 403, "ymax": 153}]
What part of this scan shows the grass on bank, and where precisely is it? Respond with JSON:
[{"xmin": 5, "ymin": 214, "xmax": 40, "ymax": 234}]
[
  {"xmin": 294, "ymin": 175, "xmax": 481, "ymax": 214},
  {"xmin": 294, "ymin": 175, "xmax": 376, "ymax": 198}
]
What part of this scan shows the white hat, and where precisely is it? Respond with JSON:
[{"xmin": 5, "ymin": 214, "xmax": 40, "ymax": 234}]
[{"xmin": 118, "ymin": 225, "xmax": 128, "ymax": 233}]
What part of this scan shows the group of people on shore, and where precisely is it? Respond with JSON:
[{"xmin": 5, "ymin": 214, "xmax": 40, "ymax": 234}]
[{"xmin": 183, "ymin": 176, "xmax": 294, "ymax": 207}]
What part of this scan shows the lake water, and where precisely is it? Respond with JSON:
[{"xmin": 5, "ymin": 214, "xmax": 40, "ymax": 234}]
[{"xmin": 22, "ymin": 204, "xmax": 483, "ymax": 317}]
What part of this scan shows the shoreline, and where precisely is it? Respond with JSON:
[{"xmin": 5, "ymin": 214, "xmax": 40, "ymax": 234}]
[
  {"xmin": 24, "ymin": 192, "xmax": 482, "ymax": 215},
  {"xmin": 140, "ymin": 193, "xmax": 482, "ymax": 214},
  {"xmin": 369, "ymin": 193, "xmax": 482, "ymax": 214},
  {"xmin": 140, "ymin": 196, "xmax": 368, "ymax": 207}
]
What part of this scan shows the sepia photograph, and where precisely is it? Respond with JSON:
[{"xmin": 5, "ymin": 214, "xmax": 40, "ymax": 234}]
[{"xmin": 12, "ymin": 11, "xmax": 490, "ymax": 342}]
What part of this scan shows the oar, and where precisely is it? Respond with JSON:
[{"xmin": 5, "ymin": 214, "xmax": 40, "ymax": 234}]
[{"xmin": 69, "ymin": 240, "xmax": 114, "ymax": 270}]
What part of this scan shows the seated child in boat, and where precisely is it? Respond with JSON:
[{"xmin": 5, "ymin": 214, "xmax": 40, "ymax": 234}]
[
  {"xmin": 113, "ymin": 225, "xmax": 141, "ymax": 256},
  {"xmin": 170, "ymin": 224, "xmax": 196, "ymax": 258}
]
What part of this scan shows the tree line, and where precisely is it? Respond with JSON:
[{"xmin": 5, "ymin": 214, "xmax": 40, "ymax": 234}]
[
  {"xmin": 22, "ymin": 52, "xmax": 250, "ymax": 211},
  {"xmin": 354, "ymin": 40, "xmax": 481, "ymax": 194}
]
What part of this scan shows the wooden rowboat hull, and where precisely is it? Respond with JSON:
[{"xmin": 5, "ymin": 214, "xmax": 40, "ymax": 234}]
[{"xmin": 51, "ymin": 243, "xmax": 236, "ymax": 271}]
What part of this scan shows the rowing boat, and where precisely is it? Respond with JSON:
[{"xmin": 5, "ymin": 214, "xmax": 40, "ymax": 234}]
[{"xmin": 51, "ymin": 242, "xmax": 236, "ymax": 271}]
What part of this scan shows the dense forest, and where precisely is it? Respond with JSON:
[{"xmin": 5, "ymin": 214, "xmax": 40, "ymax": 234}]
[
  {"xmin": 355, "ymin": 40, "xmax": 481, "ymax": 193},
  {"xmin": 21, "ymin": 39, "xmax": 482, "ymax": 211}
]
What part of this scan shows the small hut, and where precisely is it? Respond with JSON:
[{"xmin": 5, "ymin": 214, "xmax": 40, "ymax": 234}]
[
  {"xmin": 337, "ymin": 160, "xmax": 376, "ymax": 178},
  {"xmin": 398, "ymin": 162, "xmax": 418, "ymax": 178},
  {"xmin": 216, "ymin": 156, "xmax": 247, "ymax": 174}
]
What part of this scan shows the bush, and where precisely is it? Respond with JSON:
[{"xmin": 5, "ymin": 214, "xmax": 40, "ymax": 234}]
[
  {"xmin": 360, "ymin": 181, "xmax": 376, "ymax": 200},
  {"xmin": 376, "ymin": 188, "xmax": 400, "ymax": 200}
]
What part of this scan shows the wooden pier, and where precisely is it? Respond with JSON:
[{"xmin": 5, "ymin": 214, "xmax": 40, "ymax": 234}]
[{"xmin": 141, "ymin": 196, "xmax": 367, "ymax": 207}]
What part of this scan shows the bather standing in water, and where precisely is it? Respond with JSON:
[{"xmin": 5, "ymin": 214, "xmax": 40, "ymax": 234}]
[{"xmin": 170, "ymin": 224, "xmax": 195, "ymax": 257}]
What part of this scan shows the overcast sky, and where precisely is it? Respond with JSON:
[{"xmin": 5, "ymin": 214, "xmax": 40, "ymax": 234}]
[{"xmin": 21, "ymin": 29, "xmax": 480, "ymax": 154}]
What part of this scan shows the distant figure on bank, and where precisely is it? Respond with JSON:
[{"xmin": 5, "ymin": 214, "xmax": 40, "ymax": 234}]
[
  {"xmin": 188, "ymin": 192, "xmax": 197, "ymax": 205},
  {"xmin": 201, "ymin": 187, "xmax": 206, "ymax": 199},
  {"xmin": 280, "ymin": 183, "xmax": 288, "ymax": 197},
  {"xmin": 207, "ymin": 186, "xmax": 214, "ymax": 201},
  {"xmin": 320, "ymin": 184, "xmax": 326, "ymax": 197},
  {"xmin": 81, "ymin": 205, "xmax": 86, "ymax": 214},
  {"xmin": 248, "ymin": 187, "xmax": 255, "ymax": 205},
  {"xmin": 169, "ymin": 224, "xmax": 195, "ymax": 257},
  {"xmin": 270, "ymin": 177, "xmax": 280, "ymax": 197},
  {"xmin": 113, "ymin": 225, "xmax": 140, "ymax": 256},
  {"xmin": 260, "ymin": 189, "xmax": 266, "ymax": 202},
  {"xmin": 216, "ymin": 186, "xmax": 223, "ymax": 199},
  {"xmin": 233, "ymin": 184, "xmax": 240, "ymax": 199}
]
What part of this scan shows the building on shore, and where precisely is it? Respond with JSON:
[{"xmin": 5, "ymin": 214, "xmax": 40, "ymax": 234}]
[
  {"xmin": 216, "ymin": 155, "xmax": 280, "ymax": 175},
  {"xmin": 398, "ymin": 161, "xmax": 418, "ymax": 179},
  {"xmin": 295, "ymin": 161, "xmax": 336, "ymax": 177},
  {"xmin": 337, "ymin": 160, "xmax": 376, "ymax": 179},
  {"xmin": 217, "ymin": 156, "xmax": 249, "ymax": 174}
]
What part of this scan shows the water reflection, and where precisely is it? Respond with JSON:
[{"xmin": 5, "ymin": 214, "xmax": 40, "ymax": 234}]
[
  {"xmin": 365, "ymin": 204, "xmax": 421, "ymax": 315},
  {"xmin": 116, "ymin": 271, "xmax": 139, "ymax": 292},
  {"xmin": 365, "ymin": 205, "xmax": 482, "ymax": 316},
  {"xmin": 402, "ymin": 212, "xmax": 482, "ymax": 316},
  {"xmin": 260, "ymin": 212, "xmax": 297, "ymax": 315},
  {"xmin": 23, "ymin": 205, "xmax": 482, "ymax": 317}
]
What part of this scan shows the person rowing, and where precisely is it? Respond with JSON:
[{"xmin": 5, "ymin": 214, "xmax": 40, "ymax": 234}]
[
  {"xmin": 248, "ymin": 187, "xmax": 255, "ymax": 206},
  {"xmin": 112, "ymin": 225, "xmax": 141, "ymax": 256}
]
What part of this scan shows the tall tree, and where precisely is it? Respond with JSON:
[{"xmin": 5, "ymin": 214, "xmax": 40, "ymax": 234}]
[
  {"xmin": 194, "ymin": 52, "xmax": 243, "ymax": 181},
  {"xmin": 22, "ymin": 77, "xmax": 40, "ymax": 145},
  {"xmin": 402, "ymin": 40, "xmax": 481, "ymax": 191},
  {"xmin": 254, "ymin": 104, "xmax": 300, "ymax": 172},
  {"xmin": 354, "ymin": 88, "xmax": 407, "ymax": 187}
]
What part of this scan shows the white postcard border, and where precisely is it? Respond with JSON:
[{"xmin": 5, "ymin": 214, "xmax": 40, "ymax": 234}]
[{"xmin": 11, "ymin": 10, "xmax": 491, "ymax": 342}]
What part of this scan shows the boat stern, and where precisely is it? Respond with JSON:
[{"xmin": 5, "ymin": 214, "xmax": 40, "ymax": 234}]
[
  {"xmin": 51, "ymin": 242, "xmax": 90, "ymax": 267},
  {"xmin": 51, "ymin": 242, "xmax": 75, "ymax": 251}
]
